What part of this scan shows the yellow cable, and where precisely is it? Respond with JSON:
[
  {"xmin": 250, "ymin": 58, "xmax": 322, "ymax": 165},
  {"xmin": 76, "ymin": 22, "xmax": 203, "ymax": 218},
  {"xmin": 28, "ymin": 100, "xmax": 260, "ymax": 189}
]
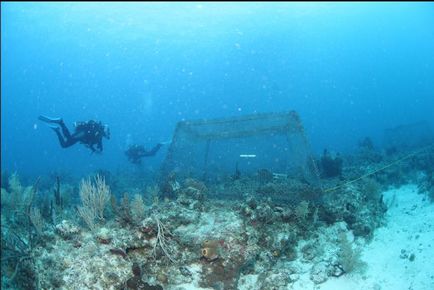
[{"xmin": 324, "ymin": 143, "xmax": 434, "ymax": 193}]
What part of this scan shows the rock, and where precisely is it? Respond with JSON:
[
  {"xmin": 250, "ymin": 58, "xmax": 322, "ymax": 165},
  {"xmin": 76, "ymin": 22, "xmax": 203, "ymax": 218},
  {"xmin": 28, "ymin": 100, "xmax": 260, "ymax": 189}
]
[
  {"xmin": 96, "ymin": 227, "xmax": 112, "ymax": 244},
  {"xmin": 179, "ymin": 266, "xmax": 192, "ymax": 277},
  {"xmin": 301, "ymin": 243, "xmax": 317, "ymax": 261},
  {"xmin": 310, "ymin": 261, "xmax": 329, "ymax": 284},
  {"xmin": 246, "ymin": 196, "xmax": 257, "ymax": 209},
  {"xmin": 399, "ymin": 249, "xmax": 408, "ymax": 259},
  {"xmin": 262, "ymin": 272, "xmax": 289, "ymax": 288},
  {"xmin": 176, "ymin": 209, "xmax": 197, "ymax": 225},
  {"xmin": 256, "ymin": 204, "xmax": 273, "ymax": 223},
  {"xmin": 55, "ymin": 220, "xmax": 80, "ymax": 240},
  {"xmin": 289, "ymin": 273, "xmax": 299, "ymax": 282},
  {"xmin": 330, "ymin": 263, "xmax": 345, "ymax": 277},
  {"xmin": 177, "ymin": 194, "xmax": 202, "ymax": 210},
  {"xmin": 126, "ymin": 277, "xmax": 163, "ymax": 290},
  {"xmin": 409, "ymin": 253, "xmax": 415, "ymax": 262},
  {"xmin": 140, "ymin": 217, "xmax": 155, "ymax": 234},
  {"xmin": 243, "ymin": 206, "xmax": 253, "ymax": 217}
]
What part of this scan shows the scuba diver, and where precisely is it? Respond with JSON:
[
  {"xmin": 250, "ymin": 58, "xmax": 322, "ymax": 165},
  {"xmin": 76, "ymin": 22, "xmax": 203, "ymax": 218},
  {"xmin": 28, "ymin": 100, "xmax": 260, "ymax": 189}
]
[
  {"xmin": 38, "ymin": 115, "xmax": 110, "ymax": 153},
  {"xmin": 125, "ymin": 142, "xmax": 167, "ymax": 164}
]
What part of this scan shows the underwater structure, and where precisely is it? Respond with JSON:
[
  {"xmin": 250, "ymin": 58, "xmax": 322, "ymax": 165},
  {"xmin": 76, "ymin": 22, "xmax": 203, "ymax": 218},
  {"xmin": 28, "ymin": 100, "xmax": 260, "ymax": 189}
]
[{"xmin": 160, "ymin": 111, "xmax": 321, "ymax": 186}]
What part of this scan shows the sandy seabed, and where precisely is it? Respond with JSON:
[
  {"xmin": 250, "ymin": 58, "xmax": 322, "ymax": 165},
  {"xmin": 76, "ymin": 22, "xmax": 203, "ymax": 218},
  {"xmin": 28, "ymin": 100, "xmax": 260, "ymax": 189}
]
[{"xmin": 312, "ymin": 184, "xmax": 434, "ymax": 290}]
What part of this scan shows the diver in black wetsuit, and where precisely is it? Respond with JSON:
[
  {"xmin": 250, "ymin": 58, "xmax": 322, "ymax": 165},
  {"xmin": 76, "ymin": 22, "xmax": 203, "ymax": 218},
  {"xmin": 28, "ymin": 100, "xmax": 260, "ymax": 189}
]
[
  {"xmin": 125, "ymin": 143, "xmax": 166, "ymax": 164},
  {"xmin": 38, "ymin": 115, "xmax": 110, "ymax": 153}
]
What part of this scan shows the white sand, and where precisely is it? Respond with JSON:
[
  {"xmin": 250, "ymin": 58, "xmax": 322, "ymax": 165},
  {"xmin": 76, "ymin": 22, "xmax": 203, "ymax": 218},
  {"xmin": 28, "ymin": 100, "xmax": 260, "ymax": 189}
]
[{"xmin": 317, "ymin": 184, "xmax": 434, "ymax": 290}]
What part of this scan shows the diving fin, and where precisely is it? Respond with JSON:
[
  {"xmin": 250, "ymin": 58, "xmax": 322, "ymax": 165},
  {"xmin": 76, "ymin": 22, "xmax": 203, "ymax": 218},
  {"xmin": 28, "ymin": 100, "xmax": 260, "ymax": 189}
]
[
  {"xmin": 38, "ymin": 115, "xmax": 63, "ymax": 124},
  {"xmin": 48, "ymin": 125, "xmax": 60, "ymax": 131}
]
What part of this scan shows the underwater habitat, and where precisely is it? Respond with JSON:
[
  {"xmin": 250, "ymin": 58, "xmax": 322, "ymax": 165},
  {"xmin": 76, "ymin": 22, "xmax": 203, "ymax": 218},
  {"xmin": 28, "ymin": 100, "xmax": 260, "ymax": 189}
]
[{"xmin": 2, "ymin": 2, "xmax": 434, "ymax": 290}]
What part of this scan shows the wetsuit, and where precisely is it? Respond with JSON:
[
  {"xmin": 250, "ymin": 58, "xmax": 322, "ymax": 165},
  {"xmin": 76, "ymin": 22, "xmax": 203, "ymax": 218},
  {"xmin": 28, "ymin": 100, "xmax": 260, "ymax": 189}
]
[
  {"xmin": 125, "ymin": 143, "xmax": 163, "ymax": 164},
  {"xmin": 39, "ymin": 116, "xmax": 109, "ymax": 153}
]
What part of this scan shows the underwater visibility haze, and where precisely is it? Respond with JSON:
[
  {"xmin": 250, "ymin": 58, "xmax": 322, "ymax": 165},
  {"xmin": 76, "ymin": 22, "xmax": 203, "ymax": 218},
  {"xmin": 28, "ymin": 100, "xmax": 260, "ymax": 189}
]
[{"xmin": 1, "ymin": 2, "xmax": 434, "ymax": 290}]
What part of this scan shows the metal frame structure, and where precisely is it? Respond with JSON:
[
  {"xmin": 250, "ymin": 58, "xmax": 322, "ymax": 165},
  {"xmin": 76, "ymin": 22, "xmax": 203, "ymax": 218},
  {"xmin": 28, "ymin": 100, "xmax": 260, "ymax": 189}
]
[{"xmin": 160, "ymin": 111, "xmax": 321, "ymax": 186}]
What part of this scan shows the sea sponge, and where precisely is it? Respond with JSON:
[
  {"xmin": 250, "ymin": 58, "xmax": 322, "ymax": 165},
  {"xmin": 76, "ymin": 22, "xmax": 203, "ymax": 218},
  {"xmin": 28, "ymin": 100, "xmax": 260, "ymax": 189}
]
[{"xmin": 201, "ymin": 240, "xmax": 220, "ymax": 261}]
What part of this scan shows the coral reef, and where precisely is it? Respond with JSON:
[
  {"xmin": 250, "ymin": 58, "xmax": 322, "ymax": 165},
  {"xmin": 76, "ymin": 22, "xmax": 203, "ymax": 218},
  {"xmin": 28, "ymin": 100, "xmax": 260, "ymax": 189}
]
[{"xmin": 2, "ymin": 143, "xmax": 433, "ymax": 289}]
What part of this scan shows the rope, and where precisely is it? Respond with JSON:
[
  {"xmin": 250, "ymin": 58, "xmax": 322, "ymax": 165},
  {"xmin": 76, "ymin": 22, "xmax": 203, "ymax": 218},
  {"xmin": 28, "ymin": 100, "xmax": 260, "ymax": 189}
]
[{"xmin": 324, "ymin": 143, "xmax": 434, "ymax": 193}]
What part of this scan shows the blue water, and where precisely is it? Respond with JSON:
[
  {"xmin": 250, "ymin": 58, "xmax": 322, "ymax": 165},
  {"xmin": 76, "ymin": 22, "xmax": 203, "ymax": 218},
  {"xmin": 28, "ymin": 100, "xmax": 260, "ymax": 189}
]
[{"xmin": 2, "ymin": 2, "xmax": 434, "ymax": 178}]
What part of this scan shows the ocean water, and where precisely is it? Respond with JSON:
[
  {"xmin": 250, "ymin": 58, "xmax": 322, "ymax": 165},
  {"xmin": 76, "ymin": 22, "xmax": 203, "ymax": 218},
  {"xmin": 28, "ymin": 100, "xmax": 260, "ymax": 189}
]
[
  {"xmin": 1, "ymin": 2, "xmax": 434, "ymax": 290},
  {"xmin": 2, "ymin": 2, "xmax": 434, "ymax": 177}
]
